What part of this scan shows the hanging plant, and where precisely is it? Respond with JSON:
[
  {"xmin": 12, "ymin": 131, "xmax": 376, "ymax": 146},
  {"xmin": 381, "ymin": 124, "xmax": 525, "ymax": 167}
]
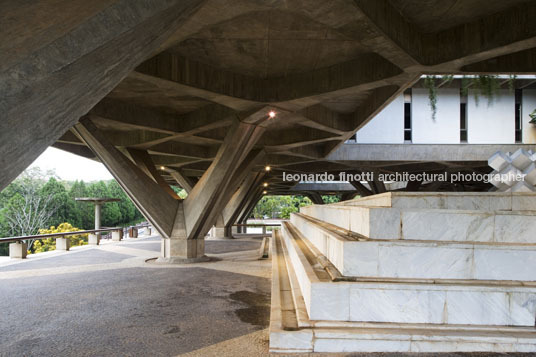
[
  {"xmin": 423, "ymin": 75, "xmax": 454, "ymax": 120},
  {"xmin": 423, "ymin": 75, "xmax": 438, "ymax": 120},
  {"xmin": 425, "ymin": 75, "xmax": 517, "ymax": 119},
  {"xmin": 529, "ymin": 109, "xmax": 536, "ymax": 125},
  {"xmin": 472, "ymin": 75, "xmax": 500, "ymax": 106}
]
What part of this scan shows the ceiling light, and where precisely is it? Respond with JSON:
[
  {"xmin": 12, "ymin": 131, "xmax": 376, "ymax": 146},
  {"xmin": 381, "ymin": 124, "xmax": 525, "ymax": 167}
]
[
  {"xmin": 268, "ymin": 111, "xmax": 276, "ymax": 118},
  {"xmin": 263, "ymin": 182, "xmax": 268, "ymax": 187},
  {"xmin": 160, "ymin": 166, "xmax": 165, "ymax": 170},
  {"xmin": 263, "ymin": 190, "xmax": 267, "ymax": 194},
  {"xmin": 265, "ymin": 165, "xmax": 271, "ymax": 171}
]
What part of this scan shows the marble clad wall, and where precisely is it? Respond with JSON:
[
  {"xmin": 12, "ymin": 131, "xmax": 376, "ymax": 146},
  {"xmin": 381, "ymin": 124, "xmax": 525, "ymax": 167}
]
[{"xmin": 291, "ymin": 212, "xmax": 536, "ymax": 280}]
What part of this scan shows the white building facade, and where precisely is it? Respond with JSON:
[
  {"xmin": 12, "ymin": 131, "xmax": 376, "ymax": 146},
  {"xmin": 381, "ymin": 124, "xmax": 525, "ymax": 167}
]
[{"xmin": 351, "ymin": 87, "xmax": 536, "ymax": 145}]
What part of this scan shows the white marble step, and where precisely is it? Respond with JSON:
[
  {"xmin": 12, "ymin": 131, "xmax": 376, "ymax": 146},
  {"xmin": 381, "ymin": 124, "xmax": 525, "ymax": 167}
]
[
  {"xmin": 291, "ymin": 212, "xmax": 536, "ymax": 281},
  {"xmin": 270, "ymin": 229, "xmax": 536, "ymax": 353},
  {"xmin": 281, "ymin": 221, "xmax": 536, "ymax": 326},
  {"xmin": 340, "ymin": 192, "xmax": 536, "ymax": 211},
  {"xmin": 300, "ymin": 204, "xmax": 536, "ymax": 243}
]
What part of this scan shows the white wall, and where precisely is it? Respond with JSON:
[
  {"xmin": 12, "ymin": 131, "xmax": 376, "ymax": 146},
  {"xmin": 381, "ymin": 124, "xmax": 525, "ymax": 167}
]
[
  {"xmin": 355, "ymin": 95, "xmax": 404, "ymax": 144},
  {"xmin": 412, "ymin": 88, "xmax": 460, "ymax": 144},
  {"xmin": 467, "ymin": 89, "xmax": 515, "ymax": 144},
  {"xmin": 522, "ymin": 89, "xmax": 536, "ymax": 144}
]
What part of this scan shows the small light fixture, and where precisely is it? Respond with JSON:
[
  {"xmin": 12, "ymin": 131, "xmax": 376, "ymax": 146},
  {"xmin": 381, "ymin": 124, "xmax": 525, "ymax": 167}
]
[
  {"xmin": 263, "ymin": 190, "xmax": 267, "ymax": 194},
  {"xmin": 268, "ymin": 110, "xmax": 276, "ymax": 118},
  {"xmin": 263, "ymin": 182, "xmax": 268, "ymax": 187},
  {"xmin": 265, "ymin": 165, "xmax": 271, "ymax": 171},
  {"xmin": 160, "ymin": 166, "xmax": 165, "ymax": 170}
]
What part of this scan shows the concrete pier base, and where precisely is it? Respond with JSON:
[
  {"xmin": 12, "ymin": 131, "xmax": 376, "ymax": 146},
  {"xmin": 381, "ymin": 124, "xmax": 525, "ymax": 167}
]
[
  {"xmin": 156, "ymin": 238, "xmax": 209, "ymax": 263},
  {"xmin": 9, "ymin": 242, "xmax": 27, "ymax": 259},
  {"xmin": 112, "ymin": 231, "xmax": 123, "ymax": 241},
  {"xmin": 56, "ymin": 238, "xmax": 70, "ymax": 251},
  {"xmin": 88, "ymin": 234, "xmax": 100, "ymax": 245}
]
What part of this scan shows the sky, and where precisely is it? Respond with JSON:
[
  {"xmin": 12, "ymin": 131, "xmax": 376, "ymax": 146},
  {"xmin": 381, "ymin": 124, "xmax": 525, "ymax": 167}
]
[{"xmin": 29, "ymin": 147, "xmax": 113, "ymax": 181}]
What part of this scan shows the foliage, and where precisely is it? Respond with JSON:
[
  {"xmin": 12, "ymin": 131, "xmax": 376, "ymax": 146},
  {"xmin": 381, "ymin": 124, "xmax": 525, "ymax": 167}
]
[
  {"xmin": 424, "ymin": 75, "xmax": 515, "ymax": 120},
  {"xmin": 33, "ymin": 222, "xmax": 88, "ymax": 253},
  {"xmin": 1, "ymin": 168, "xmax": 60, "ymax": 250},
  {"xmin": 0, "ymin": 167, "xmax": 145, "ymax": 255},
  {"xmin": 253, "ymin": 195, "xmax": 312, "ymax": 219},
  {"xmin": 529, "ymin": 109, "xmax": 536, "ymax": 124},
  {"xmin": 422, "ymin": 75, "xmax": 453, "ymax": 120},
  {"xmin": 171, "ymin": 186, "xmax": 188, "ymax": 199},
  {"xmin": 252, "ymin": 195, "xmax": 341, "ymax": 219}
]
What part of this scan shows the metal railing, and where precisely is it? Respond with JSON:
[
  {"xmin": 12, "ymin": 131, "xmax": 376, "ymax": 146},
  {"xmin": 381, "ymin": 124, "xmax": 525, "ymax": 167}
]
[{"xmin": 0, "ymin": 227, "xmax": 122, "ymax": 244}]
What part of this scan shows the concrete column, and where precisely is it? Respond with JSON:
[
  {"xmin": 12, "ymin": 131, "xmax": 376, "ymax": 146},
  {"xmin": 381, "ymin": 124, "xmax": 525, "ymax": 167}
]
[
  {"xmin": 94, "ymin": 203, "xmax": 101, "ymax": 240},
  {"xmin": 212, "ymin": 226, "xmax": 226, "ymax": 239},
  {"xmin": 94, "ymin": 204, "xmax": 101, "ymax": 230},
  {"xmin": 9, "ymin": 242, "xmax": 27, "ymax": 259},
  {"xmin": 219, "ymin": 171, "xmax": 264, "ymax": 239},
  {"xmin": 307, "ymin": 192, "xmax": 324, "ymax": 205},
  {"xmin": 350, "ymin": 180, "xmax": 373, "ymax": 197}
]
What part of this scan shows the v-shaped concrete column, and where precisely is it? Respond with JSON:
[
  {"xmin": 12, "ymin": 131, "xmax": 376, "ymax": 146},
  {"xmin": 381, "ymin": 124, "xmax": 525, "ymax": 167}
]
[
  {"xmin": 213, "ymin": 171, "xmax": 265, "ymax": 238},
  {"xmin": 75, "ymin": 113, "xmax": 268, "ymax": 262},
  {"xmin": 237, "ymin": 187, "xmax": 264, "ymax": 225}
]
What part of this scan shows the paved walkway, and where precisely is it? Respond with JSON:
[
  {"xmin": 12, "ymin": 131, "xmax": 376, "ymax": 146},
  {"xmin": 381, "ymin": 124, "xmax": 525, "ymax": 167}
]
[{"xmin": 0, "ymin": 235, "xmax": 272, "ymax": 356}]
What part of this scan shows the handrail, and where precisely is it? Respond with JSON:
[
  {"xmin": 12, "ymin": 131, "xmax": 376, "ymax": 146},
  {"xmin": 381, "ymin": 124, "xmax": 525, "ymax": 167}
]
[
  {"xmin": 0, "ymin": 227, "xmax": 122, "ymax": 244},
  {"xmin": 233, "ymin": 223, "xmax": 280, "ymax": 227}
]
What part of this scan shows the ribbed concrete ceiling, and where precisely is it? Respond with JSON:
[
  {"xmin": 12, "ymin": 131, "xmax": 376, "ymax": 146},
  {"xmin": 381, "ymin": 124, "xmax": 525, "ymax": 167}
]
[{"xmin": 2, "ymin": 0, "xmax": 535, "ymax": 194}]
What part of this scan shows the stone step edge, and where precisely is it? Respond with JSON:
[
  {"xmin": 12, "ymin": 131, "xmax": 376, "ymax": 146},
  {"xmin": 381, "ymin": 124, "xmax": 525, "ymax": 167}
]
[
  {"xmin": 283, "ymin": 221, "xmax": 342, "ymax": 281},
  {"xmin": 269, "ymin": 229, "xmax": 536, "ymax": 353},
  {"xmin": 307, "ymin": 204, "xmax": 536, "ymax": 217},
  {"xmin": 339, "ymin": 191, "xmax": 536, "ymax": 208},
  {"xmin": 285, "ymin": 220, "xmax": 536, "ymax": 289},
  {"xmin": 294, "ymin": 211, "xmax": 536, "ymax": 248}
]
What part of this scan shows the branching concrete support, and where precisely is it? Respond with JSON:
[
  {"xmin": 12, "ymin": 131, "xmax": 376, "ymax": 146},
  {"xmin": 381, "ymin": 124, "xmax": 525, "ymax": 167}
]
[
  {"xmin": 406, "ymin": 180, "xmax": 423, "ymax": 192},
  {"xmin": 128, "ymin": 148, "xmax": 181, "ymax": 200},
  {"xmin": 75, "ymin": 115, "xmax": 267, "ymax": 262},
  {"xmin": 238, "ymin": 189, "xmax": 264, "ymax": 226},
  {"xmin": 368, "ymin": 180, "xmax": 387, "ymax": 194},
  {"xmin": 307, "ymin": 192, "xmax": 325, "ymax": 205},
  {"xmin": 341, "ymin": 192, "xmax": 357, "ymax": 201},
  {"xmin": 350, "ymin": 181, "xmax": 373, "ymax": 197},
  {"xmin": 215, "ymin": 171, "xmax": 265, "ymax": 238}
]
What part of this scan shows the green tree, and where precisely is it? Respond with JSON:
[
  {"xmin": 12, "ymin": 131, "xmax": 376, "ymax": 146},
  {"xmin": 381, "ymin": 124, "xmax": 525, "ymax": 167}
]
[
  {"xmin": 40, "ymin": 177, "xmax": 76, "ymax": 228},
  {"xmin": 253, "ymin": 195, "xmax": 312, "ymax": 219},
  {"xmin": 69, "ymin": 180, "xmax": 93, "ymax": 228}
]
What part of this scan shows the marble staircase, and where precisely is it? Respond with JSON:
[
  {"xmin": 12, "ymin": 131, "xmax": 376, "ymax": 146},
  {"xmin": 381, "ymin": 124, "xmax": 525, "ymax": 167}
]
[{"xmin": 270, "ymin": 192, "xmax": 536, "ymax": 353}]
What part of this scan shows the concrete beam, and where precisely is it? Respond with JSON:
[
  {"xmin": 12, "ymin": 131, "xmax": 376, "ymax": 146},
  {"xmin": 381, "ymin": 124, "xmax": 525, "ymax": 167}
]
[
  {"xmin": 136, "ymin": 53, "xmax": 402, "ymax": 104},
  {"xmin": 91, "ymin": 99, "xmax": 235, "ymax": 135},
  {"xmin": 127, "ymin": 148, "xmax": 181, "ymax": 200},
  {"xmin": 0, "ymin": 0, "xmax": 204, "ymax": 190},
  {"xmin": 291, "ymin": 182, "xmax": 355, "ymax": 192},
  {"xmin": 170, "ymin": 170, "xmax": 195, "ymax": 193},
  {"xmin": 328, "ymin": 144, "xmax": 536, "ymax": 162}
]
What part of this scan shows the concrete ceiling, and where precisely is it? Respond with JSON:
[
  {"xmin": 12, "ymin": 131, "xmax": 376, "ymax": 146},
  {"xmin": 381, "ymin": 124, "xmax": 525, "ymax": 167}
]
[{"xmin": 3, "ymin": 0, "xmax": 536, "ymax": 195}]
